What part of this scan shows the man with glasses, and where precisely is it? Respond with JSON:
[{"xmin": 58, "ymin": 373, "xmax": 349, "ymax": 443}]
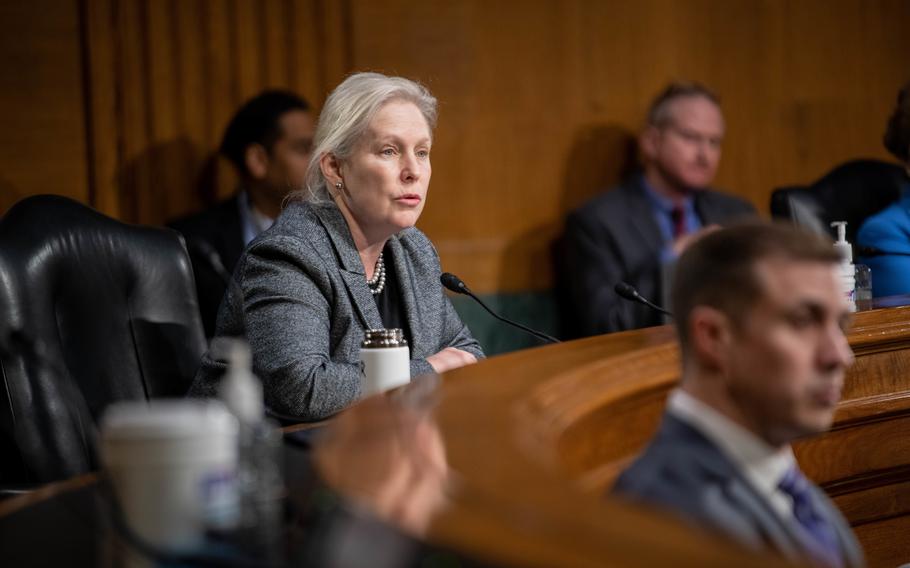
[{"xmin": 564, "ymin": 82, "xmax": 755, "ymax": 336}]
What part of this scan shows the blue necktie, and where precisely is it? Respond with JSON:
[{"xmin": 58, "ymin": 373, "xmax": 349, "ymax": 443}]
[{"xmin": 778, "ymin": 466, "xmax": 844, "ymax": 568}]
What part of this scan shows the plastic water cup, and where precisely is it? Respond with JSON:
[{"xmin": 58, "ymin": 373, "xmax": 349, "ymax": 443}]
[
  {"xmin": 100, "ymin": 400, "xmax": 238, "ymax": 566},
  {"xmin": 855, "ymin": 264, "xmax": 873, "ymax": 310}
]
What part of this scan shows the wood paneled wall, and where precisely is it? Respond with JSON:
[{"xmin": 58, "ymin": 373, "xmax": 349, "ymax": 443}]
[
  {"xmin": 0, "ymin": 0, "xmax": 90, "ymax": 207},
  {"xmin": 80, "ymin": 0, "xmax": 347, "ymax": 223},
  {"xmin": 1, "ymin": 0, "xmax": 908, "ymax": 293}
]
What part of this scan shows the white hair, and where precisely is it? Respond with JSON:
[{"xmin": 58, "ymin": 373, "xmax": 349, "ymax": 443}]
[{"xmin": 295, "ymin": 72, "xmax": 438, "ymax": 203}]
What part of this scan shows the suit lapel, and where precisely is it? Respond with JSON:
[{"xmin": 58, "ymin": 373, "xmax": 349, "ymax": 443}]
[
  {"xmin": 694, "ymin": 191, "xmax": 718, "ymax": 225},
  {"xmin": 310, "ymin": 203, "xmax": 383, "ymax": 331},
  {"xmin": 694, "ymin": 190, "xmax": 738, "ymax": 227},
  {"xmin": 722, "ymin": 477, "xmax": 805, "ymax": 562},
  {"xmin": 621, "ymin": 178, "xmax": 665, "ymax": 257},
  {"xmin": 387, "ymin": 235, "xmax": 424, "ymax": 355},
  {"xmin": 339, "ymin": 271, "xmax": 383, "ymax": 331},
  {"xmin": 807, "ymin": 484, "xmax": 865, "ymax": 568},
  {"xmin": 703, "ymin": 427, "xmax": 862, "ymax": 567},
  {"xmin": 661, "ymin": 416, "xmax": 805, "ymax": 561}
]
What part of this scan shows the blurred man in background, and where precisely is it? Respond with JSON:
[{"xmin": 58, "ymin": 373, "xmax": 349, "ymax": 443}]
[
  {"xmin": 170, "ymin": 90, "xmax": 314, "ymax": 337},
  {"xmin": 564, "ymin": 82, "xmax": 754, "ymax": 336}
]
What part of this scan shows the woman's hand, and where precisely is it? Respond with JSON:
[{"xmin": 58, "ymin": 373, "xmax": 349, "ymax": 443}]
[{"xmin": 426, "ymin": 347, "xmax": 477, "ymax": 374}]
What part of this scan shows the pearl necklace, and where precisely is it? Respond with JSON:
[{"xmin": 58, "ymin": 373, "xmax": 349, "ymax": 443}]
[{"xmin": 367, "ymin": 252, "xmax": 386, "ymax": 296}]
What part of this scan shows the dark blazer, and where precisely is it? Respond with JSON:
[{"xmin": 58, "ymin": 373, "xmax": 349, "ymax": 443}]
[
  {"xmin": 563, "ymin": 177, "xmax": 755, "ymax": 336},
  {"xmin": 168, "ymin": 194, "xmax": 246, "ymax": 338},
  {"xmin": 613, "ymin": 414, "xmax": 864, "ymax": 567},
  {"xmin": 189, "ymin": 200, "xmax": 484, "ymax": 421}
]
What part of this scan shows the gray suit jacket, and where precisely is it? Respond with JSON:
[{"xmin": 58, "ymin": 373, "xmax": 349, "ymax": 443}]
[
  {"xmin": 612, "ymin": 414, "xmax": 864, "ymax": 567},
  {"xmin": 563, "ymin": 177, "xmax": 756, "ymax": 336},
  {"xmin": 189, "ymin": 200, "xmax": 484, "ymax": 420}
]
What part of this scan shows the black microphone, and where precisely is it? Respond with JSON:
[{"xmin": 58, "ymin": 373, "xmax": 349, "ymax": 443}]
[
  {"xmin": 184, "ymin": 238, "xmax": 233, "ymax": 286},
  {"xmin": 440, "ymin": 272, "xmax": 560, "ymax": 344},
  {"xmin": 614, "ymin": 282, "xmax": 673, "ymax": 318}
]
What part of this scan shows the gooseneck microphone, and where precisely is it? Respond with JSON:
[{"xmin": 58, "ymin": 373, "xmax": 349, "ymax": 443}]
[
  {"xmin": 440, "ymin": 272, "xmax": 560, "ymax": 344},
  {"xmin": 184, "ymin": 238, "xmax": 233, "ymax": 285},
  {"xmin": 614, "ymin": 282, "xmax": 673, "ymax": 318}
]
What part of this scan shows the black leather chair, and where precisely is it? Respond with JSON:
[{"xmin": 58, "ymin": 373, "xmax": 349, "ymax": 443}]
[
  {"xmin": 0, "ymin": 195, "xmax": 207, "ymax": 485},
  {"xmin": 770, "ymin": 159, "xmax": 907, "ymax": 243}
]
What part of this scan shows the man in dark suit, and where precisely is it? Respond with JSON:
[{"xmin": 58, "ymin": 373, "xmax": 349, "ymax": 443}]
[
  {"xmin": 564, "ymin": 82, "xmax": 755, "ymax": 336},
  {"xmin": 613, "ymin": 223, "xmax": 864, "ymax": 567},
  {"xmin": 169, "ymin": 90, "xmax": 314, "ymax": 337}
]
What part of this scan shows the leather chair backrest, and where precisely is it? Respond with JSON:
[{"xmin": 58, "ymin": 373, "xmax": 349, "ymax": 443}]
[
  {"xmin": 770, "ymin": 159, "xmax": 906, "ymax": 244},
  {"xmin": 0, "ymin": 195, "xmax": 207, "ymax": 483}
]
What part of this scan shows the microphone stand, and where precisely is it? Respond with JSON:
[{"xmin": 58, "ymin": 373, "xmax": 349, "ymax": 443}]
[
  {"xmin": 614, "ymin": 282, "xmax": 674, "ymax": 318},
  {"xmin": 441, "ymin": 274, "xmax": 560, "ymax": 344}
]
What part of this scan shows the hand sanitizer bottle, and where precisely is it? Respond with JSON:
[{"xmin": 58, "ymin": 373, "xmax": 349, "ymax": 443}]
[
  {"xmin": 216, "ymin": 339, "xmax": 283, "ymax": 561},
  {"xmin": 831, "ymin": 221, "xmax": 856, "ymax": 312}
]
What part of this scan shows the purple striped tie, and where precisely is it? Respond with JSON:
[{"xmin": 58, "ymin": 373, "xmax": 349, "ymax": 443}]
[{"xmin": 778, "ymin": 466, "xmax": 844, "ymax": 568}]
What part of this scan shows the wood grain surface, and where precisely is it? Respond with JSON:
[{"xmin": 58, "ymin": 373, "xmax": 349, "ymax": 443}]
[
  {"xmin": 2, "ymin": 1, "xmax": 909, "ymax": 293},
  {"xmin": 3, "ymin": 303, "xmax": 907, "ymax": 566},
  {"xmin": 407, "ymin": 302, "xmax": 910, "ymax": 567}
]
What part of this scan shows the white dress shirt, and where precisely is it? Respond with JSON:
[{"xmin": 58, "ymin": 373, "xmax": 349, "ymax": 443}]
[{"xmin": 237, "ymin": 190, "xmax": 275, "ymax": 246}]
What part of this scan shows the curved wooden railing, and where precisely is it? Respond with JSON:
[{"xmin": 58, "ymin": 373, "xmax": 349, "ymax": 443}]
[
  {"xmin": 386, "ymin": 302, "xmax": 910, "ymax": 567},
  {"xmin": 3, "ymin": 304, "xmax": 907, "ymax": 567}
]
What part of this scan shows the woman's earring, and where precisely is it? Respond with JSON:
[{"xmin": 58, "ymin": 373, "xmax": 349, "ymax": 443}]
[{"xmin": 334, "ymin": 181, "xmax": 344, "ymax": 190}]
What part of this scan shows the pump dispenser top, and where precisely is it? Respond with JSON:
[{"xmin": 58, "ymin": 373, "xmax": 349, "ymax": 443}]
[
  {"xmin": 215, "ymin": 339, "xmax": 263, "ymax": 425},
  {"xmin": 831, "ymin": 221, "xmax": 852, "ymax": 264},
  {"xmin": 830, "ymin": 221, "xmax": 856, "ymax": 312},
  {"xmin": 212, "ymin": 339, "xmax": 282, "ymax": 559}
]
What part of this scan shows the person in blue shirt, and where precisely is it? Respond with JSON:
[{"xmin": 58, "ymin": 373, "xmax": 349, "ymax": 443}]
[{"xmin": 857, "ymin": 81, "xmax": 910, "ymax": 297}]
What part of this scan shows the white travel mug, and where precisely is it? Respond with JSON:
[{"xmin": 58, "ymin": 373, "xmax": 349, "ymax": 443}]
[{"xmin": 360, "ymin": 328, "xmax": 410, "ymax": 397}]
